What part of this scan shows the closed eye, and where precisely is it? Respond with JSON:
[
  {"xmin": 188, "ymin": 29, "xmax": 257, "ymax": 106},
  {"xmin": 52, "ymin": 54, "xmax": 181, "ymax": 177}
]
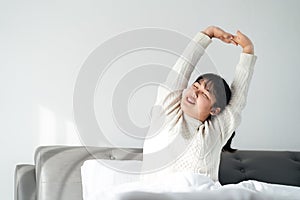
[
  {"xmin": 202, "ymin": 93, "xmax": 209, "ymax": 99},
  {"xmin": 198, "ymin": 80, "xmax": 211, "ymax": 93},
  {"xmin": 193, "ymin": 83, "xmax": 210, "ymax": 100}
]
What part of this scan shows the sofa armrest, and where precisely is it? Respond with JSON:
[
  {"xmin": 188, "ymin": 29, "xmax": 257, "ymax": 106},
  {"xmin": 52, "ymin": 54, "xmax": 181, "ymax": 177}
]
[
  {"xmin": 15, "ymin": 164, "xmax": 36, "ymax": 200},
  {"xmin": 34, "ymin": 146, "xmax": 142, "ymax": 200}
]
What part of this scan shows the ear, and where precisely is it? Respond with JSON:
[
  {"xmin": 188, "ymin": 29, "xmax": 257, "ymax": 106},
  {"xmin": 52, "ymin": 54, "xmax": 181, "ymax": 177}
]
[{"xmin": 210, "ymin": 107, "xmax": 221, "ymax": 116}]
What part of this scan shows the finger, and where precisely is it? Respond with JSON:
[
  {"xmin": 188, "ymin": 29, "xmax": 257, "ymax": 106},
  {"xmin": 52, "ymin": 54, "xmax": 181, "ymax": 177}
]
[
  {"xmin": 219, "ymin": 36, "xmax": 229, "ymax": 43},
  {"xmin": 236, "ymin": 30, "xmax": 250, "ymax": 44},
  {"xmin": 236, "ymin": 30, "xmax": 245, "ymax": 38},
  {"xmin": 222, "ymin": 37, "xmax": 235, "ymax": 44},
  {"xmin": 233, "ymin": 35, "xmax": 240, "ymax": 42},
  {"xmin": 224, "ymin": 33, "xmax": 234, "ymax": 40},
  {"xmin": 232, "ymin": 36, "xmax": 240, "ymax": 46},
  {"xmin": 220, "ymin": 32, "xmax": 237, "ymax": 44},
  {"xmin": 230, "ymin": 39, "xmax": 238, "ymax": 46}
]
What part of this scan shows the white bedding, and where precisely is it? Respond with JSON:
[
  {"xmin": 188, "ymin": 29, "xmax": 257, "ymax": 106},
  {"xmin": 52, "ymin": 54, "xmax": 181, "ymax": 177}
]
[{"xmin": 81, "ymin": 159, "xmax": 300, "ymax": 200}]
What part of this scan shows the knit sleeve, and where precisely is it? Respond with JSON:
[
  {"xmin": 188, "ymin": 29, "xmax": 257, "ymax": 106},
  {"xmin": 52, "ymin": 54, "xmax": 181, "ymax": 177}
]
[
  {"xmin": 152, "ymin": 32, "xmax": 212, "ymax": 116},
  {"xmin": 213, "ymin": 53, "xmax": 257, "ymax": 143}
]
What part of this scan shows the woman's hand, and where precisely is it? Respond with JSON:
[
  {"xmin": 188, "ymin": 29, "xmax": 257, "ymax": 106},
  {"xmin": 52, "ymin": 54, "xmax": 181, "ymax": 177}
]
[
  {"xmin": 232, "ymin": 30, "xmax": 254, "ymax": 54},
  {"xmin": 202, "ymin": 26, "xmax": 237, "ymax": 45}
]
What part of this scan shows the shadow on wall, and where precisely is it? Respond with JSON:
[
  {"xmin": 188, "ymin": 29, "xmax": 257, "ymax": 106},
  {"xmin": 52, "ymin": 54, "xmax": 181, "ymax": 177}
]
[{"xmin": 37, "ymin": 104, "xmax": 82, "ymax": 145}]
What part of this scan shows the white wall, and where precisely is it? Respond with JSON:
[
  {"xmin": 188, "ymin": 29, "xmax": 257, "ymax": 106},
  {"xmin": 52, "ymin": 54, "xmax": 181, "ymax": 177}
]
[{"xmin": 1, "ymin": 0, "xmax": 300, "ymax": 199}]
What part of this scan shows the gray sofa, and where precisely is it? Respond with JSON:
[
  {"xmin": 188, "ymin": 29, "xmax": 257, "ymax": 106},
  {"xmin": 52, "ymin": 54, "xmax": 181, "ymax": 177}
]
[{"xmin": 14, "ymin": 146, "xmax": 300, "ymax": 200}]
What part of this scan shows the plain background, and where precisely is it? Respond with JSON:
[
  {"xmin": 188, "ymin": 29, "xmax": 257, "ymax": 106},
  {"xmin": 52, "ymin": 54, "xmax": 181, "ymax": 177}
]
[{"xmin": 1, "ymin": 0, "xmax": 300, "ymax": 199}]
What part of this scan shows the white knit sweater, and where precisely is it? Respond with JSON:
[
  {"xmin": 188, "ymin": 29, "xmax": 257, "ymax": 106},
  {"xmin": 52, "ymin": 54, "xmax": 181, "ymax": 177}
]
[{"xmin": 141, "ymin": 32, "xmax": 257, "ymax": 182}]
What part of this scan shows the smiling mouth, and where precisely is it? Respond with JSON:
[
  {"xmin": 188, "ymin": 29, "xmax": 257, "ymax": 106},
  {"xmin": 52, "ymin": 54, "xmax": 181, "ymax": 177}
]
[{"xmin": 186, "ymin": 96, "xmax": 196, "ymax": 105}]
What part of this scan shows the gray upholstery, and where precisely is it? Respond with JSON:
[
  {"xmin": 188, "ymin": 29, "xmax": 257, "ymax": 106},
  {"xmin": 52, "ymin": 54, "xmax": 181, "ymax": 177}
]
[
  {"xmin": 33, "ymin": 146, "xmax": 142, "ymax": 200},
  {"xmin": 14, "ymin": 165, "xmax": 36, "ymax": 200},
  {"xmin": 15, "ymin": 146, "xmax": 300, "ymax": 200}
]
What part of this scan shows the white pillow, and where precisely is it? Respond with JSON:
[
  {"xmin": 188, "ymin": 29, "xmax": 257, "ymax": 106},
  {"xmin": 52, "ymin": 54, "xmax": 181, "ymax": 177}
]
[{"xmin": 81, "ymin": 159, "xmax": 142, "ymax": 200}]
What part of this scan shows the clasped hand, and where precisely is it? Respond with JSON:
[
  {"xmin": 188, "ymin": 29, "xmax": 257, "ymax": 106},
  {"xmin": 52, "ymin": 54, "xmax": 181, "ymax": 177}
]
[{"xmin": 201, "ymin": 26, "xmax": 254, "ymax": 54}]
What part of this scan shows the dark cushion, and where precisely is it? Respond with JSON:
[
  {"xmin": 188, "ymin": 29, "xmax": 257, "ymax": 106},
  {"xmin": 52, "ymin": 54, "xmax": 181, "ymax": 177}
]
[{"xmin": 219, "ymin": 150, "xmax": 300, "ymax": 187}]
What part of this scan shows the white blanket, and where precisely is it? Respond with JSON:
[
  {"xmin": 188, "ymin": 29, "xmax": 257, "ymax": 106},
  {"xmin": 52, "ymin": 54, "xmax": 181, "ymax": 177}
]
[{"xmin": 81, "ymin": 160, "xmax": 300, "ymax": 200}]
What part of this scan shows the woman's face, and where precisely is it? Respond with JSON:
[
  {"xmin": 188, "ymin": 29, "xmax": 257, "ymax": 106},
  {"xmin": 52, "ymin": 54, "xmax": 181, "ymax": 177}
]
[{"xmin": 181, "ymin": 79, "xmax": 218, "ymax": 121}]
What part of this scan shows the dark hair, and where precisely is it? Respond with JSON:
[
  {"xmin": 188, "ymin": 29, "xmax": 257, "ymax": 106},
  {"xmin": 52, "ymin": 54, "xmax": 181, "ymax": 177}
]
[
  {"xmin": 195, "ymin": 73, "xmax": 236, "ymax": 153},
  {"xmin": 195, "ymin": 73, "xmax": 231, "ymax": 110}
]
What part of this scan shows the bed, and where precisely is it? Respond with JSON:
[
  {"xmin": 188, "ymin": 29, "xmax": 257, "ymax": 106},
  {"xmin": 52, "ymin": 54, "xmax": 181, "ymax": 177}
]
[{"xmin": 14, "ymin": 146, "xmax": 300, "ymax": 200}]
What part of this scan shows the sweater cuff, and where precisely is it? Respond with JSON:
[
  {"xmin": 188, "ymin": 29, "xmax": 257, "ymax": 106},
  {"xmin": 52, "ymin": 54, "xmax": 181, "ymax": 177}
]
[
  {"xmin": 238, "ymin": 53, "xmax": 257, "ymax": 70},
  {"xmin": 192, "ymin": 32, "xmax": 212, "ymax": 49}
]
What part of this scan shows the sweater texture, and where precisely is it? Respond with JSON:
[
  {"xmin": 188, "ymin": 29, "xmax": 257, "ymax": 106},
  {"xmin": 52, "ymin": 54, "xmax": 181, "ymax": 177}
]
[{"xmin": 141, "ymin": 32, "xmax": 257, "ymax": 182}]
